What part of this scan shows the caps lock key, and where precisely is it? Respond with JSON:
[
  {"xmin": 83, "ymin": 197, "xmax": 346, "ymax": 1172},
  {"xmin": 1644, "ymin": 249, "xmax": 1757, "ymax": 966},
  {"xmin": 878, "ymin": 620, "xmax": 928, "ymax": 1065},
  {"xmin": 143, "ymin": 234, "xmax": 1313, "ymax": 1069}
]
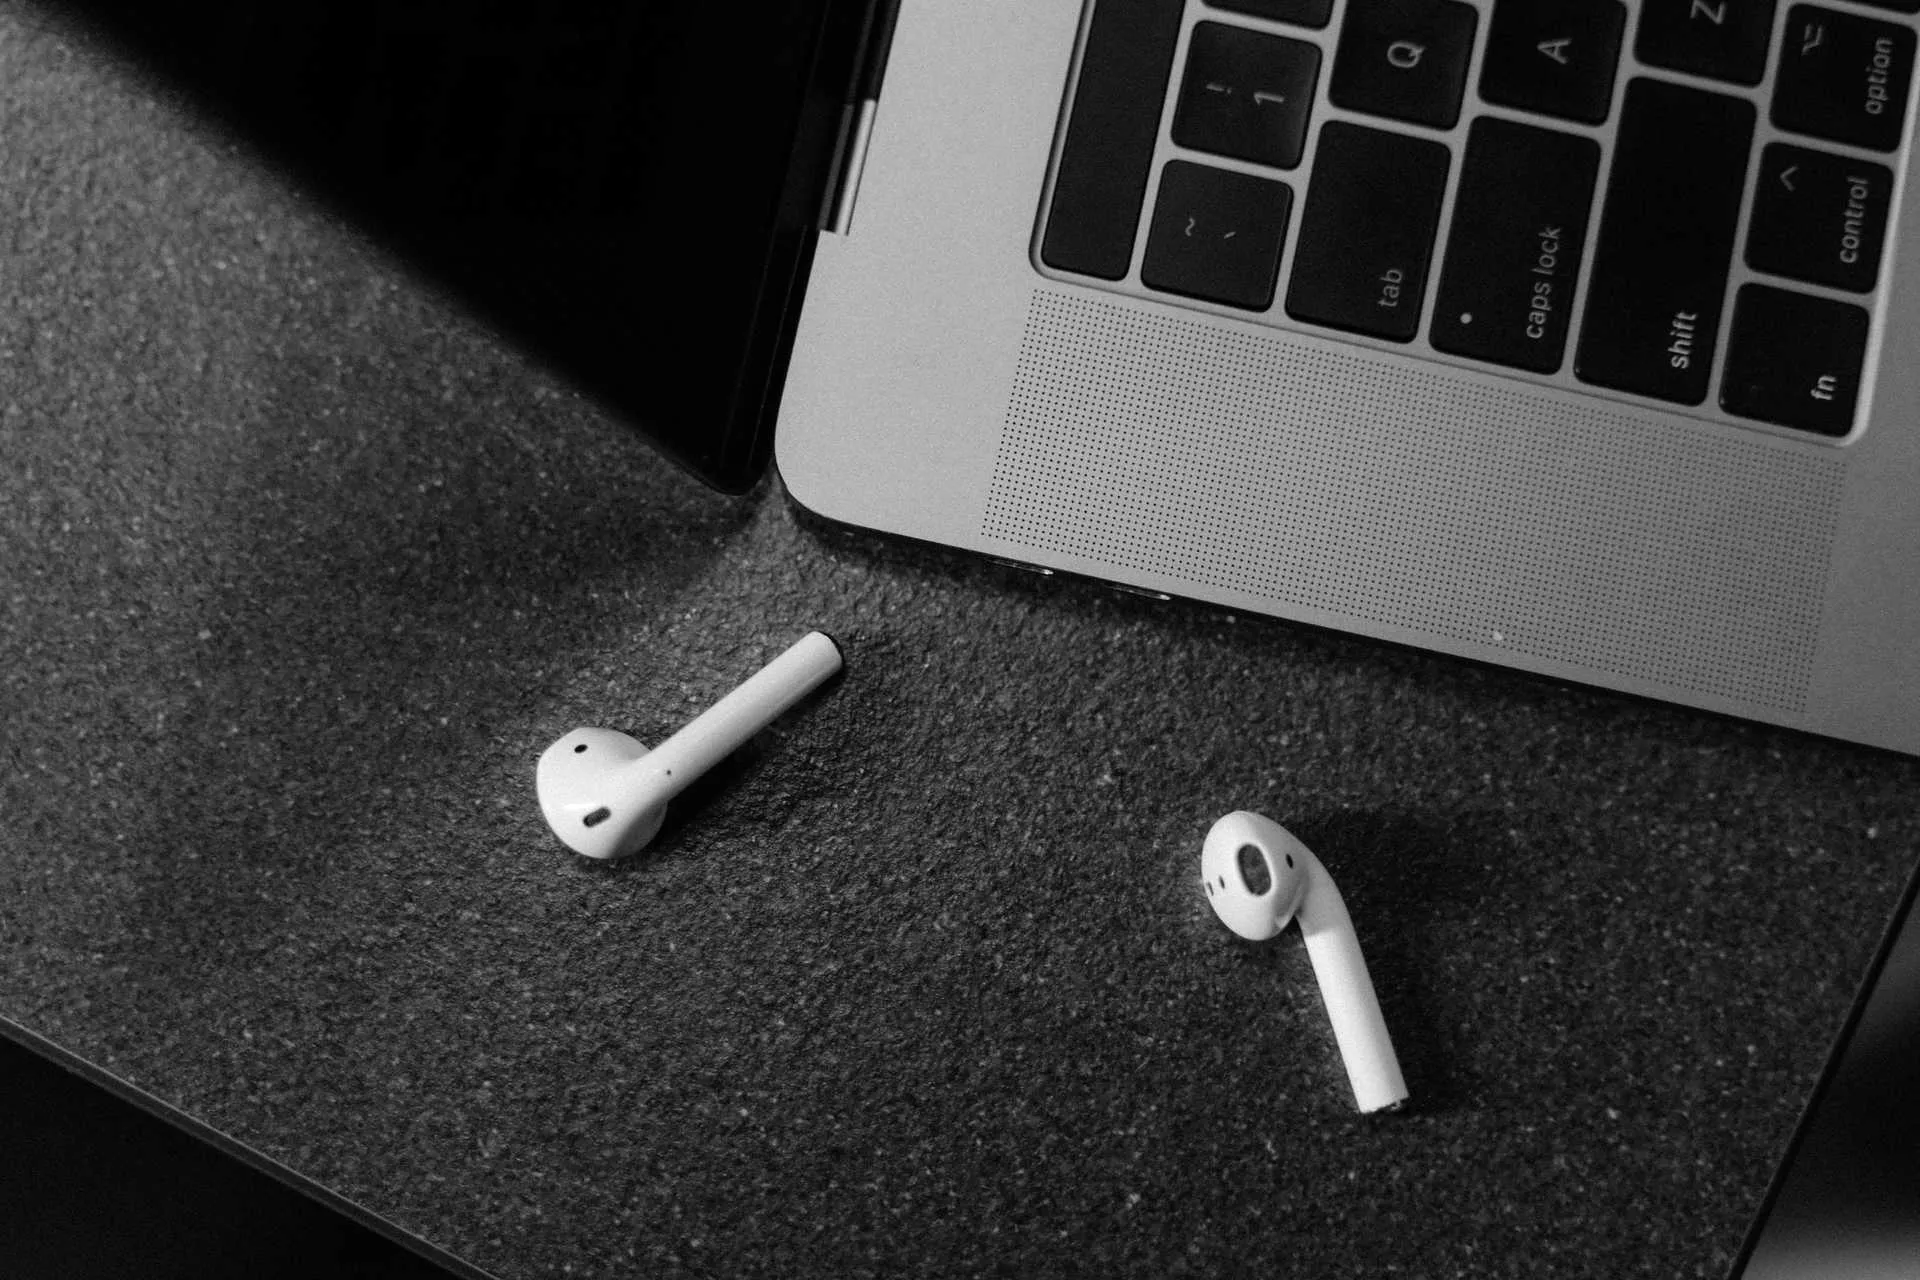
[{"xmin": 1431, "ymin": 117, "xmax": 1600, "ymax": 373}]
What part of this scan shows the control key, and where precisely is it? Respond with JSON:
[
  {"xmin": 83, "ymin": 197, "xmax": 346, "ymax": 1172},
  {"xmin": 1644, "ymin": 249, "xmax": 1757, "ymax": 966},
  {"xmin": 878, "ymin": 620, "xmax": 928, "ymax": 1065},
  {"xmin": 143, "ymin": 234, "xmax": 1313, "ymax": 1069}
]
[{"xmin": 1746, "ymin": 144, "xmax": 1893, "ymax": 292}]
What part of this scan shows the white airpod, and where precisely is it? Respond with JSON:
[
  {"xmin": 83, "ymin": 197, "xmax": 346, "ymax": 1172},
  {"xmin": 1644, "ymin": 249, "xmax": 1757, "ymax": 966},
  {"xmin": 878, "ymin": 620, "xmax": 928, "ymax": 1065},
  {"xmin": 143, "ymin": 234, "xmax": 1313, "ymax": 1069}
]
[
  {"xmin": 1200, "ymin": 811, "xmax": 1408, "ymax": 1113},
  {"xmin": 536, "ymin": 631, "xmax": 843, "ymax": 859}
]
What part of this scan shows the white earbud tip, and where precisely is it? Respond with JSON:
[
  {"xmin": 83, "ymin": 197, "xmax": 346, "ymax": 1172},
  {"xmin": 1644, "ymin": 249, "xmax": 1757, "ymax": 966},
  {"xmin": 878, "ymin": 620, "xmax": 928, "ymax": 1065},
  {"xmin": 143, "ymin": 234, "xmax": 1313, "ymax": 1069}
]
[
  {"xmin": 1200, "ymin": 811, "xmax": 1308, "ymax": 940},
  {"xmin": 536, "ymin": 728, "xmax": 662, "ymax": 860}
]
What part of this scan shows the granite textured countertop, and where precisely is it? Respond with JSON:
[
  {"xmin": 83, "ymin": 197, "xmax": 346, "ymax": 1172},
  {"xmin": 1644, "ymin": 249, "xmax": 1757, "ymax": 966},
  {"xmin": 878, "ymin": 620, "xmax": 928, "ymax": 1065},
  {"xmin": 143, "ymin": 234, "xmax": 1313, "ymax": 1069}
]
[{"xmin": 4, "ymin": 7, "xmax": 1918, "ymax": 1277}]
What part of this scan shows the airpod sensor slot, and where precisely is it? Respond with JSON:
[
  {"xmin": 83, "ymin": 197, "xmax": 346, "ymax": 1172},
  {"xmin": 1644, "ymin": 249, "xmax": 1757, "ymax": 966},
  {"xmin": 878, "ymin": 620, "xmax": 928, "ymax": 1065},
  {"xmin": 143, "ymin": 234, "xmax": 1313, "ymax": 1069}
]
[
  {"xmin": 1236, "ymin": 843, "xmax": 1271, "ymax": 895},
  {"xmin": 583, "ymin": 807, "xmax": 612, "ymax": 828}
]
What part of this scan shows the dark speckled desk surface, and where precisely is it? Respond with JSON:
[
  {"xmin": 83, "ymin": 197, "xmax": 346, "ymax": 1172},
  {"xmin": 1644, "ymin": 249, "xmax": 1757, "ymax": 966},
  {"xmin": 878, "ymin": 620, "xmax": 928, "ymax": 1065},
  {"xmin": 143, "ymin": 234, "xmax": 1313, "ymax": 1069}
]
[{"xmin": 3, "ymin": 8, "xmax": 1918, "ymax": 1278}]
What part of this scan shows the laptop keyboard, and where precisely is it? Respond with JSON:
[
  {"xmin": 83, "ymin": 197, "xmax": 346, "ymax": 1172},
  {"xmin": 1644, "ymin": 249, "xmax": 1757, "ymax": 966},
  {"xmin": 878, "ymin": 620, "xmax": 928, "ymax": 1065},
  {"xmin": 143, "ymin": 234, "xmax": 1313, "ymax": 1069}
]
[{"xmin": 1037, "ymin": 0, "xmax": 1919, "ymax": 440}]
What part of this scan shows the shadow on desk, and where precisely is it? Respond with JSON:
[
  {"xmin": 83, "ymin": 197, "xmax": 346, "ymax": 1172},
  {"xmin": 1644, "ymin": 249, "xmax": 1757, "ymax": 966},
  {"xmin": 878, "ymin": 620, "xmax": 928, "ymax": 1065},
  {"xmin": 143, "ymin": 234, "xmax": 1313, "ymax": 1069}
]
[{"xmin": 33, "ymin": 0, "xmax": 825, "ymax": 490}]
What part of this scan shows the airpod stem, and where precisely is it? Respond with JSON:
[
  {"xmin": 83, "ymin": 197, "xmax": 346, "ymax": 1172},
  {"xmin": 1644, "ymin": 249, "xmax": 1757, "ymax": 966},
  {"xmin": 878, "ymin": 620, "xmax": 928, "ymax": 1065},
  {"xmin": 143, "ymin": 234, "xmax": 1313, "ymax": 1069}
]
[
  {"xmin": 1294, "ymin": 865, "xmax": 1408, "ymax": 1114},
  {"xmin": 624, "ymin": 631, "xmax": 843, "ymax": 812}
]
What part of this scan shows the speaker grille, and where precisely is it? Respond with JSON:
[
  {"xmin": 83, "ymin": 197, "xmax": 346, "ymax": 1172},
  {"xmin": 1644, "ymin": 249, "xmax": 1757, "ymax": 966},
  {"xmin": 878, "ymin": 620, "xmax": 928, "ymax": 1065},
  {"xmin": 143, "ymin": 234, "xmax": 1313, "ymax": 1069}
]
[{"xmin": 983, "ymin": 291, "xmax": 1845, "ymax": 711}]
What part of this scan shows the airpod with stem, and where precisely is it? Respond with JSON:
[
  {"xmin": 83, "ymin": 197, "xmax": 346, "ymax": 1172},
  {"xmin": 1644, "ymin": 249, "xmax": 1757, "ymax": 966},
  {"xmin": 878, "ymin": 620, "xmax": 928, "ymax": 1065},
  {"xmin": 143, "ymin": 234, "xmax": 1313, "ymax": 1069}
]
[
  {"xmin": 536, "ymin": 631, "xmax": 842, "ymax": 859},
  {"xmin": 1201, "ymin": 810, "xmax": 1408, "ymax": 1113}
]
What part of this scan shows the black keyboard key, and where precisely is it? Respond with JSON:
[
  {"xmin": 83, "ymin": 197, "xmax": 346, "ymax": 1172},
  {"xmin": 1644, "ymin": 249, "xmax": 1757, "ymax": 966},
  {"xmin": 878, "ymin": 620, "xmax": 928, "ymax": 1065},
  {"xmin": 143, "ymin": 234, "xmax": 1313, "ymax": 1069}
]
[
  {"xmin": 1575, "ymin": 79, "xmax": 1753, "ymax": 405},
  {"xmin": 1207, "ymin": 0, "xmax": 1334, "ymax": 27},
  {"xmin": 1285, "ymin": 123, "xmax": 1448, "ymax": 340},
  {"xmin": 1721, "ymin": 285, "xmax": 1868, "ymax": 435},
  {"xmin": 1747, "ymin": 145, "xmax": 1893, "ymax": 293},
  {"xmin": 1172, "ymin": 22, "xmax": 1321, "ymax": 170},
  {"xmin": 1040, "ymin": 0, "xmax": 1184, "ymax": 280},
  {"xmin": 1141, "ymin": 161, "xmax": 1293, "ymax": 310},
  {"xmin": 1329, "ymin": 0, "xmax": 1478, "ymax": 129},
  {"xmin": 1635, "ymin": 0, "xmax": 1776, "ymax": 85},
  {"xmin": 1773, "ymin": 5, "xmax": 1915, "ymax": 153},
  {"xmin": 1480, "ymin": 0, "xmax": 1625, "ymax": 124},
  {"xmin": 1431, "ymin": 119, "xmax": 1600, "ymax": 373}
]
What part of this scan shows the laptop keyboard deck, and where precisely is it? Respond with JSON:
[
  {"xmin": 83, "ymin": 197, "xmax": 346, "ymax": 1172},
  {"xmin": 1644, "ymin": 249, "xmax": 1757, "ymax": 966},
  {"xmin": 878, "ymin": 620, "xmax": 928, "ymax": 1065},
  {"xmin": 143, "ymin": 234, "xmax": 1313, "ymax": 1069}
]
[{"xmin": 1038, "ymin": 0, "xmax": 1918, "ymax": 441}]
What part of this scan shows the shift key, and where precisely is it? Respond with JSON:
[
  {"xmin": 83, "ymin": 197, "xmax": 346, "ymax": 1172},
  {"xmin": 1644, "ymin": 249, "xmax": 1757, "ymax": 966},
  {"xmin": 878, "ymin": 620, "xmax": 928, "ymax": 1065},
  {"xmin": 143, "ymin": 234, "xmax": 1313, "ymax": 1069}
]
[
  {"xmin": 1575, "ymin": 78, "xmax": 1754, "ymax": 404},
  {"xmin": 1431, "ymin": 118, "xmax": 1599, "ymax": 373}
]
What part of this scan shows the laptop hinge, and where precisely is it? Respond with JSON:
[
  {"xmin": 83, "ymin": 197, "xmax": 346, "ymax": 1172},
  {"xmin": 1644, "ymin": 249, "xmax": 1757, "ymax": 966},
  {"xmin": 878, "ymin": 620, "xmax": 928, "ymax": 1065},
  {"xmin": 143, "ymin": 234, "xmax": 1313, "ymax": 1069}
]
[{"xmin": 821, "ymin": 0, "xmax": 901, "ymax": 235}]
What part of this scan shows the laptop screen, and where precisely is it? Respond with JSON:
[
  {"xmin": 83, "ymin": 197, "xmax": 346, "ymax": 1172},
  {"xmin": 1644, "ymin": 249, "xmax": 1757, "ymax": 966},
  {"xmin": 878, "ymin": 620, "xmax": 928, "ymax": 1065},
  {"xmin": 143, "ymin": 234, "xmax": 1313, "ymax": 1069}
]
[{"xmin": 50, "ymin": 0, "xmax": 856, "ymax": 492}]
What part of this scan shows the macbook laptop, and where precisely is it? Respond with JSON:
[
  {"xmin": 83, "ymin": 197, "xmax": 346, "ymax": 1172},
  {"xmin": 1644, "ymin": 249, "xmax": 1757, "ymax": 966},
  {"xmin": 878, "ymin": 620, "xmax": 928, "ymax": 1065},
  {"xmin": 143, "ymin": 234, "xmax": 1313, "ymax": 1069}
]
[
  {"xmin": 776, "ymin": 0, "xmax": 1920, "ymax": 757},
  {"xmin": 63, "ymin": 0, "xmax": 1920, "ymax": 755}
]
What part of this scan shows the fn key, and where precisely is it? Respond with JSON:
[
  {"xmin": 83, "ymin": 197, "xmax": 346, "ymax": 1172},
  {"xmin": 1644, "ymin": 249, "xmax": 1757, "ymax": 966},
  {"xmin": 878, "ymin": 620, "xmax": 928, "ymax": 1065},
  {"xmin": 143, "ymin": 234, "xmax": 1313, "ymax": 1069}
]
[{"xmin": 1721, "ymin": 285, "xmax": 1868, "ymax": 435}]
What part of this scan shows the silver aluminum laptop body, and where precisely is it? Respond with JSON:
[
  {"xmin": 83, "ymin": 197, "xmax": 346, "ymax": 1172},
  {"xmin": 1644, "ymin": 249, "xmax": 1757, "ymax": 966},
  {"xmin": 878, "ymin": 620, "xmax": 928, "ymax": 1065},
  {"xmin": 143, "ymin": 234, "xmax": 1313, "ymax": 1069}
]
[{"xmin": 777, "ymin": 0, "xmax": 1920, "ymax": 756}]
